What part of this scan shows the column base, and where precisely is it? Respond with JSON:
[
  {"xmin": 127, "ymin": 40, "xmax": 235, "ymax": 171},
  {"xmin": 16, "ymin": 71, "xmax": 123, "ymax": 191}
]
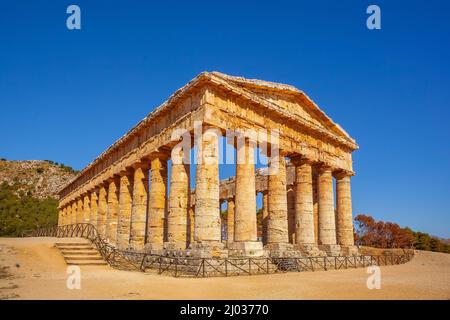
[
  {"xmin": 293, "ymin": 243, "xmax": 325, "ymax": 257},
  {"xmin": 265, "ymin": 243, "xmax": 301, "ymax": 258},
  {"xmin": 319, "ymin": 244, "xmax": 342, "ymax": 256},
  {"xmin": 188, "ymin": 241, "xmax": 226, "ymax": 258},
  {"xmin": 144, "ymin": 243, "xmax": 164, "ymax": 255},
  {"xmin": 340, "ymin": 245, "xmax": 359, "ymax": 256},
  {"xmin": 228, "ymin": 241, "xmax": 264, "ymax": 257},
  {"xmin": 162, "ymin": 242, "xmax": 189, "ymax": 256}
]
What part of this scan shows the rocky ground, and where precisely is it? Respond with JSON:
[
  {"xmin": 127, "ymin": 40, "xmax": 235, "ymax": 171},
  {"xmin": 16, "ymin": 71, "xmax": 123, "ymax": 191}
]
[{"xmin": 0, "ymin": 237, "xmax": 449, "ymax": 300}]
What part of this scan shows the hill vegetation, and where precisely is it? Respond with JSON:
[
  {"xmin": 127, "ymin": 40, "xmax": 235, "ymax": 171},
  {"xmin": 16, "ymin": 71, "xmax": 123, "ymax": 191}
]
[
  {"xmin": 354, "ymin": 214, "xmax": 449, "ymax": 253},
  {"xmin": 0, "ymin": 158, "xmax": 78, "ymax": 236}
]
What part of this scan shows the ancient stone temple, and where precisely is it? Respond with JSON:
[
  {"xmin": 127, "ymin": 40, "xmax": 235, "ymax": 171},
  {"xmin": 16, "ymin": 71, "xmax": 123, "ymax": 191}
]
[{"xmin": 57, "ymin": 72, "xmax": 359, "ymax": 258}]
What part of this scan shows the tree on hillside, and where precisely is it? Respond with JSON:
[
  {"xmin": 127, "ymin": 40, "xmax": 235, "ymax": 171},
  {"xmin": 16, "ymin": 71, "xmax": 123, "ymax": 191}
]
[
  {"xmin": 0, "ymin": 182, "xmax": 58, "ymax": 236},
  {"xmin": 354, "ymin": 214, "xmax": 448, "ymax": 253}
]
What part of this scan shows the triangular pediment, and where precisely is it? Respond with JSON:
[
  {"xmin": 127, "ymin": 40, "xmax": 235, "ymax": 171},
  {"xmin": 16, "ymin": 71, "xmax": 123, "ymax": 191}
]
[{"xmin": 206, "ymin": 72, "xmax": 356, "ymax": 148}]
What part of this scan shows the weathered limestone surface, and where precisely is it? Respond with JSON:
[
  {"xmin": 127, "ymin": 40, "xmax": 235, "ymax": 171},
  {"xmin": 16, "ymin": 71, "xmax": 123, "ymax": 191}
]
[
  {"xmin": 318, "ymin": 166, "xmax": 340, "ymax": 255},
  {"xmin": 76, "ymin": 199, "xmax": 84, "ymax": 224},
  {"xmin": 97, "ymin": 185, "xmax": 108, "ymax": 237},
  {"xmin": 335, "ymin": 173, "xmax": 357, "ymax": 254},
  {"xmin": 117, "ymin": 172, "xmax": 133, "ymax": 250},
  {"xmin": 66, "ymin": 206, "xmax": 72, "ymax": 225},
  {"xmin": 83, "ymin": 195, "xmax": 90, "ymax": 223},
  {"xmin": 194, "ymin": 129, "xmax": 222, "ymax": 244},
  {"xmin": 234, "ymin": 138, "xmax": 257, "ymax": 242},
  {"xmin": 89, "ymin": 191, "xmax": 98, "ymax": 228},
  {"xmin": 292, "ymin": 159, "xmax": 321, "ymax": 255},
  {"xmin": 226, "ymin": 198, "xmax": 235, "ymax": 245},
  {"xmin": 106, "ymin": 178, "xmax": 119, "ymax": 244},
  {"xmin": 287, "ymin": 187, "xmax": 296, "ymax": 244},
  {"xmin": 130, "ymin": 165, "xmax": 149, "ymax": 250},
  {"xmin": 229, "ymin": 138, "xmax": 263, "ymax": 256},
  {"xmin": 266, "ymin": 155, "xmax": 289, "ymax": 245},
  {"xmin": 146, "ymin": 157, "xmax": 167, "ymax": 252},
  {"xmin": 72, "ymin": 202, "xmax": 77, "ymax": 225},
  {"xmin": 166, "ymin": 147, "xmax": 190, "ymax": 250},
  {"xmin": 262, "ymin": 192, "xmax": 268, "ymax": 245}
]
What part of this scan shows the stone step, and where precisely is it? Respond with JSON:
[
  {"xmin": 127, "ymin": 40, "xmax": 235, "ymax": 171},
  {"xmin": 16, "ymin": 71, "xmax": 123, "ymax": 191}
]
[
  {"xmin": 56, "ymin": 245, "xmax": 94, "ymax": 250},
  {"xmin": 56, "ymin": 240, "xmax": 107, "ymax": 267},
  {"xmin": 65, "ymin": 260, "xmax": 108, "ymax": 266},
  {"xmin": 64, "ymin": 255, "xmax": 103, "ymax": 261},
  {"xmin": 55, "ymin": 242, "xmax": 90, "ymax": 246},
  {"xmin": 61, "ymin": 250, "xmax": 99, "ymax": 255}
]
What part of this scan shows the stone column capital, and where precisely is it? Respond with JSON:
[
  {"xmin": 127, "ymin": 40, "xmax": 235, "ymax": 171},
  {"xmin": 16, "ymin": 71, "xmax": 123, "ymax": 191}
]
[
  {"xmin": 147, "ymin": 151, "xmax": 170, "ymax": 162},
  {"xmin": 290, "ymin": 155, "xmax": 315, "ymax": 166},
  {"xmin": 316, "ymin": 163, "xmax": 335, "ymax": 174},
  {"xmin": 333, "ymin": 170, "xmax": 355, "ymax": 180},
  {"xmin": 106, "ymin": 175, "xmax": 120, "ymax": 184},
  {"xmin": 119, "ymin": 168, "xmax": 134, "ymax": 177},
  {"xmin": 131, "ymin": 161, "xmax": 150, "ymax": 170}
]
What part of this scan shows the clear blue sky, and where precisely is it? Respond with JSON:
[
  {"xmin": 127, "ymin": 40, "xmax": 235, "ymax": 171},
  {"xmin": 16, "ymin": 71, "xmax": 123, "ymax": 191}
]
[{"xmin": 1, "ymin": 1, "xmax": 449, "ymax": 237}]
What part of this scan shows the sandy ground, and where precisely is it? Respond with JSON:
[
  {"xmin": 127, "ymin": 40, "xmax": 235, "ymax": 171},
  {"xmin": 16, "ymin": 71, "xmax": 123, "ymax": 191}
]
[{"xmin": 0, "ymin": 237, "xmax": 449, "ymax": 300}]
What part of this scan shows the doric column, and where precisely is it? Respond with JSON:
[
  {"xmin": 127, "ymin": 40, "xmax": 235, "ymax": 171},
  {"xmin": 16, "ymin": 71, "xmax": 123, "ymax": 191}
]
[
  {"xmin": 287, "ymin": 187, "xmax": 296, "ymax": 244},
  {"xmin": 166, "ymin": 146, "xmax": 190, "ymax": 251},
  {"xmin": 89, "ymin": 191, "xmax": 98, "ymax": 228},
  {"xmin": 97, "ymin": 185, "xmax": 108, "ymax": 238},
  {"xmin": 130, "ymin": 163, "xmax": 149, "ymax": 250},
  {"xmin": 262, "ymin": 192, "xmax": 268, "ymax": 245},
  {"xmin": 230, "ymin": 136, "xmax": 263, "ymax": 256},
  {"xmin": 66, "ymin": 205, "xmax": 72, "ymax": 225},
  {"xmin": 292, "ymin": 158, "xmax": 320, "ymax": 255},
  {"xmin": 194, "ymin": 128, "xmax": 222, "ymax": 250},
  {"xmin": 146, "ymin": 156, "xmax": 168, "ymax": 252},
  {"xmin": 83, "ymin": 194, "xmax": 90, "ymax": 223},
  {"xmin": 72, "ymin": 201, "xmax": 77, "ymax": 224},
  {"xmin": 312, "ymin": 173, "xmax": 319, "ymax": 244},
  {"xmin": 335, "ymin": 171, "xmax": 357, "ymax": 254},
  {"xmin": 227, "ymin": 198, "xmax": 235, "ymax": 245},
  {"xmin": 317, "ymin": 166, "xmax": 340, "ymax": 255},
  {"xmin": 106, "ymin": 177, "xmax": 120, "ymax": 244},
  {"xmin": 64, "ymin": 207, "xmax": 69, "ymax": 225},
  {"xmin": 58, "ymin": 209, "xmax": 63, "ymax": 226},
  {"xmin": 267, "ymin": 154, "xmax": 290, "ymax": 247},
  {"xmin": 187, "ymin": 206, "xmax": 195, "ymax": 245},
  {"xmin": 234, "ymin": 138, "xmax": 257, "ymax": 242},
  {"xmin": 76, "ymin": 198, "xmax": 84, "ymax": 223},
  {"xmin": 117, "ymin": 170, "xmax": 133, "ymax": 250}
]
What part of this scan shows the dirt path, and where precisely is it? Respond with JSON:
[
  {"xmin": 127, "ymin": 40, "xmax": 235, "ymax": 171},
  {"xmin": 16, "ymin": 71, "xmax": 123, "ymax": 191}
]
[{"xmin": 0, "ymin": 237, "xmax": 449, "ymax": 300}]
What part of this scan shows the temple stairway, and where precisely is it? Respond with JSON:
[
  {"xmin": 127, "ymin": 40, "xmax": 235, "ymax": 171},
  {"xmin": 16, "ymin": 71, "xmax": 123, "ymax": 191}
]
[{"xmin": 55, "ymin": 239, "xmax": 107, "ymax": 266}]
